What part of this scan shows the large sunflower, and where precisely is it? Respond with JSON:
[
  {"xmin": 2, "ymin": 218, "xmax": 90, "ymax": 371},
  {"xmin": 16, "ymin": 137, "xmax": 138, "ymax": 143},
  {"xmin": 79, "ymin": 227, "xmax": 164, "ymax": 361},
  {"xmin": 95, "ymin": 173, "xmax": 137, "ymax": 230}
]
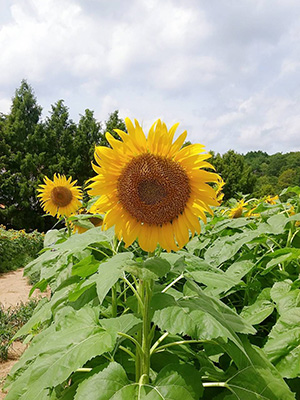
[
  {"xmin": 37, "ymin": 174, "xmax": 82, "ymax": 218},
  {"xmin": 88, "ymin": 118, "xmax": 220, "ymax": 252}
]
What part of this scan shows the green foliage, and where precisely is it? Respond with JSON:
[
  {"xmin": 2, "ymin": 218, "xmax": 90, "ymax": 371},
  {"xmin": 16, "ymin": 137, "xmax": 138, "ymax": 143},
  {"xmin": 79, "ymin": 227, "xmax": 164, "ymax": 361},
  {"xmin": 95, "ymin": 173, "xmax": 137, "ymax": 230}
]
[
  {"xmin": 3, "ymin": 188, "xmax": 300, "ymax": 399},
  {"xmin": 244, "ymin": 151, "xmax": 300, "ymax": 198},
  {"xmin": 0, "ymin": 226, "xmax": 43, "ymax": 273},
  {"xmin": 210, "ymin": 150, "xmax": 256, "ymax": 199},
  {"xmin": 0, "ymin": 299, "xmax": 39, "ymax": 360},
  {"xmin": 102, "ymin": 110, "xmax": 127, "ymax": 145}
]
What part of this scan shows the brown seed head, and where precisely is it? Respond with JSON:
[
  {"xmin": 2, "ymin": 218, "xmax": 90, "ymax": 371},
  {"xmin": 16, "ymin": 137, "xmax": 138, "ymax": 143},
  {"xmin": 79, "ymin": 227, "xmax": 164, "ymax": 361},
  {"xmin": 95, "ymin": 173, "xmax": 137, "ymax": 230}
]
[
  {"xmin": 50, "ymin": 186, "xmax": 73, "ymax": 207},
  {"xmin": 117, "ymin": 153, "xmax": 191, "ymax": 225}
]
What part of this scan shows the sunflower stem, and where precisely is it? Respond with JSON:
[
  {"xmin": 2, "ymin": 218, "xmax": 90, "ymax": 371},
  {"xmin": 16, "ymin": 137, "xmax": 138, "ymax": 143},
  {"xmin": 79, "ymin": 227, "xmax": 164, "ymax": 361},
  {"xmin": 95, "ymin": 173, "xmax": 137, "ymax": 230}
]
[
  {"xmin": 140, "ymin": 279, "xmax": 153, "ymax": 383},
  {"xmin": 111, "ymin": 284, "xmax": 117, "ymax": 318},
  {"xmin": 135, "ymin": 279, "xmax": 144, "ymax": 382},
  {"xmin": 65, "ymin": 217, "xmax": 72, "ymax": 237}
]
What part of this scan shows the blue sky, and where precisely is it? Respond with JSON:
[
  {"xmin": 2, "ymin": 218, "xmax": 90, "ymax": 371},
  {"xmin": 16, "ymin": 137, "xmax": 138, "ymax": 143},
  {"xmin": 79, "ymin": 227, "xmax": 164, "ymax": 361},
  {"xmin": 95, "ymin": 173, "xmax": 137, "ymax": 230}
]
[{"xmin": 0, "ymin": 0, "xmax": 300, "ymax": 154}]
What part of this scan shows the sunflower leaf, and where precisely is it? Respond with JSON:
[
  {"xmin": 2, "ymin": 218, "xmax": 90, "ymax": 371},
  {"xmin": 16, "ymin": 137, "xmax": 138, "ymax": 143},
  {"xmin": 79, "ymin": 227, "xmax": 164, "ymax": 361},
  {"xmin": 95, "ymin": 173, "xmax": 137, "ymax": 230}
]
[
  {"xmin": 264, "ymin": 307, "xmax": 300, "ymax": 378},
  {"xmin": 124, "ymin": 257, "xmax": 171, "ymax": 280},
  {"xmin": 151, "ymin": 289, "xmax": 255, "ymax": 348},
  {"xmin": 5, "ymin": 306, "xmax": 116, "ymax": 400},
  {"xmin": 217, "ymin": 337, "xmax": 296, "ymax": 400},
  {"xmin": 74, "ymin": 362, "xmax": 203, "ymax": 400},
  {"xmin": 96, "ymin": 252, "xmax": 134, "ymax": 304}
]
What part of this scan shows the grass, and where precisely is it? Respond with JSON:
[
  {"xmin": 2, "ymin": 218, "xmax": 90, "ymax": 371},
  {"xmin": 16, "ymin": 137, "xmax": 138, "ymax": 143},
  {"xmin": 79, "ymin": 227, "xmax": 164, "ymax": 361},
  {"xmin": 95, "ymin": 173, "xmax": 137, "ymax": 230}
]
[{"xmin": 0, "ymin": 299, "xmax": 39, "ymax": 361}]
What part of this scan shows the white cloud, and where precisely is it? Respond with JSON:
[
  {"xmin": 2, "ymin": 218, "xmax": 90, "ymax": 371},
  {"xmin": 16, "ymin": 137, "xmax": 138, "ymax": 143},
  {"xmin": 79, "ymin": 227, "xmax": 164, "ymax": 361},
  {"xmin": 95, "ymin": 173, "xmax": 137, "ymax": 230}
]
[{"xmin": 0, "ymin": 0, "xmax": 299, "ymax": 154}]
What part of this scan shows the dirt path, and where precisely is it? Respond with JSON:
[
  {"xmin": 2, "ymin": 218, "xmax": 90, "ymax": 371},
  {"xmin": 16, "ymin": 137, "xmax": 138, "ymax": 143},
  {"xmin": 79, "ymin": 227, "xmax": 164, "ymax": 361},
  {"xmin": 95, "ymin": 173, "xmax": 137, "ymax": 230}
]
[
  {"xmin": 0, "ymin": 268, "xmax": 48, "ymax": 399},
  {"xmin": 0, "ymin": 268, "xmax": 39, "ymax": 309}
]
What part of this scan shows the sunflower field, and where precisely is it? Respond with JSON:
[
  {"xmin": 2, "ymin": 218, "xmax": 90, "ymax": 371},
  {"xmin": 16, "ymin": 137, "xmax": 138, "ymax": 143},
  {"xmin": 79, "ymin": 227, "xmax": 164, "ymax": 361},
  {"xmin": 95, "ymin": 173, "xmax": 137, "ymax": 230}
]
[{"xmin": 3, "ymin": 119, "xmax": 300, "ymax": 399}]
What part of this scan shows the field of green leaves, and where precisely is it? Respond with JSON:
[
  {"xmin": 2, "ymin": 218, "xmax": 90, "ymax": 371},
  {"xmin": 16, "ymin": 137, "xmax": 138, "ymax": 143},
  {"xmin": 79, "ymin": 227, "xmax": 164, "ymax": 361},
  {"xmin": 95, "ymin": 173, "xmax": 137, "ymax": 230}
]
[{"xmin": 3, "ymin": 187, "xmax": 300, "ymax": 399}]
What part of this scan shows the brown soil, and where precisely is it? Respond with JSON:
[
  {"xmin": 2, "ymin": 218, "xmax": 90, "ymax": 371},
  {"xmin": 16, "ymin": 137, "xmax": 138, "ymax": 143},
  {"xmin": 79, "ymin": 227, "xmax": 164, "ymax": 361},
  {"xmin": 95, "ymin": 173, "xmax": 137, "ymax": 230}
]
[{"xmin": 0, "ymin": 268, "xmax": 49, "ymax": 399}]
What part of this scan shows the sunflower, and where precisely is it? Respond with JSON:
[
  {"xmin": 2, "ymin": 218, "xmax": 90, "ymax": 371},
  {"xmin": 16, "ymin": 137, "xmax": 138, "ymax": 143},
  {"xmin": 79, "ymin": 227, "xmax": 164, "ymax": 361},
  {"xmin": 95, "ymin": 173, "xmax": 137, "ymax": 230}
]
[
  {"xmin": 72, "ymin": 207, "xmax": 103, "ymax": 234},
  {"xmin": 265, "ymin": 195, "xmax": 279, "ymax": 205},
  {"xmin": 88, "ymin": 118, "xmax": 219, "ymax": 252},
  {"xmin": 37, "ymin": 174, "xmax": 82, "ymax": 218},
  {"xmin": 215, "ymin": 177, "xmax": 225, "ymax": 205},
  {"xmin": 228, "ymin": 199, "xmax": 247, "ymax": 219}
]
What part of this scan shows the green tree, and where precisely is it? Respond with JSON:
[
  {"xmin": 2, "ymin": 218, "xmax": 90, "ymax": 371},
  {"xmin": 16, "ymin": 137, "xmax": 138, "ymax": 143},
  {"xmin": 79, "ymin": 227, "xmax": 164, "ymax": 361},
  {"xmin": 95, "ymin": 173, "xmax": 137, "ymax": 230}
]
[
  {"xmin": 210, "ymin": 150, "xmax": 256, "ymax": 199},
  {"xmin": 253, "ymin": 175, "xmax": 278, "ymax": 198},
  {"xmin": 102, "ymin": 110, "xmax": 126, "ymax": 145},
  {"xmin": 43, "ymin": 100, "xmax": 77, "ymax": 177},
  {"xmin": 267, "ymin": 153, "xmax": 285, "ymax": 177},
  {"xmin": 277, "ymin": 168, "xmax": 298, "ymax": 190},
  {"xmin": 73, "ymin": 109, "xmax": 102, "ymax": 184},
  {"xmin": 244, "ymin": 151, "xmax": 269, "ymax": 175},
  {"xmin": 0, "ymin": 80, "xmax": 44, "ymax": 230}
]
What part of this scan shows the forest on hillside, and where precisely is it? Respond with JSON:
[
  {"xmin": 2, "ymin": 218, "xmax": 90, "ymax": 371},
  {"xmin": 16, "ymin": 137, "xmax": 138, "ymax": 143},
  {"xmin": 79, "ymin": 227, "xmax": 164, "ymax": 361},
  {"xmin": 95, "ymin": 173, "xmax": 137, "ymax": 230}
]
[{"xmin": 1, "ymin": 80, "xmax": 299, "ymax": 231}]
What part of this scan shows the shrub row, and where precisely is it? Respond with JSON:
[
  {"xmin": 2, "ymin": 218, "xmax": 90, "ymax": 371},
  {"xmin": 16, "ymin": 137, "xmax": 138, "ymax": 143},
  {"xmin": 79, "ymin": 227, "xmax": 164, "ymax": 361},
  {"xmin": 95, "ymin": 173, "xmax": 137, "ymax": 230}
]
[{"xmin": 0, "ymin": 226, "xmax": 44, "ymax": 273}]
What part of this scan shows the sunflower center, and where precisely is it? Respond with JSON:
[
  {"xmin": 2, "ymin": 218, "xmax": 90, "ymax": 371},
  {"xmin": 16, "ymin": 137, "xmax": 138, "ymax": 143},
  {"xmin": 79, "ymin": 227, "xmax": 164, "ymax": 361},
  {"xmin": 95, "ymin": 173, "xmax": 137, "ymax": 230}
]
[
  {"xmin": 117, "ymin": 153, "xmax": 191, "ymax": 225},
  {"xmin": 138, "ymin": 180, "xmax": 167, "ymax": 205},
  {"xmin": 50, "ymin": 186, "xmax": 73, "ymax": 207}
]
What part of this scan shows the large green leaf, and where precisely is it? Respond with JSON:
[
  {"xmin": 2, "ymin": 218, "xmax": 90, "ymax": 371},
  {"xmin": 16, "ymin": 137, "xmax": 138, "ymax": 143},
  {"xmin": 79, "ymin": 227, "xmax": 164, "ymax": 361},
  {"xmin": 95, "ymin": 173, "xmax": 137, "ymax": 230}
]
[
  {"xmin": 213, "ymin": 337, "xmax": 295, "ymax": 399},
  {"xmin": 264, "ymin": 307, "xmax": 300, "ymax": 378},
  {"xmin": 72, "ymin": 255, "xmax": 100, "ymax": 278},
  {"xmin": 12, "ymin": 298, "xmax": 52, "ymax": 340},
  {"xmin": 204, "ymin": 231, "xmax": 260, "ymax": 266},
  {"xmin": 5, "ymin": 306, "xmax": 116, "ymax": 400},
  {"xmin": 211, "ymin": 217, "xmax": 253, "ymax": 234},
  {"xmin": 240, "ymin": 299, "xmax": 274, "ymax": 325},
  {"xmin": 100, "ymin": 314, "xmax": 141, "ymax": 335},
  {"xmin": 261, "ymin": 249, "xmax": 300, "ymax": 276},
  {"xmin": 24, "ymin": 227, "xmax": 114, "ymax": 285},
  {"xmin": 96, "ymin": 252, "xmax": 134, "ymax": 304},
  {"xmin": 187, "ymin": 258, "xmax": 254, "ymax": 296},
  {"xmin": 125, "ymin": 257, "xmax": 171, "ymax": 280},
  {"xmin": 74, "ymin": 362, "xmax": 203, "ymax": 400},
  {"xmin": 270, "ymin": 280, "xmax": 300, "ymax": 315},
  {"xmin": 151, "ymin": 291, "xmax": 255, "ymax": 349}
]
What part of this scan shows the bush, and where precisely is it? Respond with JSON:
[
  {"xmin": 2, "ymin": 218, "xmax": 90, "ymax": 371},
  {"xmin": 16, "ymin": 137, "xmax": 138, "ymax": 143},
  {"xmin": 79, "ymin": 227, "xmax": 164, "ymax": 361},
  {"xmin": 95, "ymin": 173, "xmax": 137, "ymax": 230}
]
[
  {"xmin": 0, "ymin": 299, "xmax": 39, "ymax": 360},
  {"xmin": 0, "ymin": 226, "xmax": 44, "ymax": 273}
]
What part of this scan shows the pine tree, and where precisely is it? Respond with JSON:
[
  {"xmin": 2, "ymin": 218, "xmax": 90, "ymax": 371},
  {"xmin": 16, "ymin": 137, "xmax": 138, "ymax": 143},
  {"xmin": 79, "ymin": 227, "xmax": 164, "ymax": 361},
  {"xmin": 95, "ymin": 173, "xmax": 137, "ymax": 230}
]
[
  {"xmin": 73, "ymin": 109, "xmax": 102, "ymax": 184},
  {"xmin": 0, "ymin": 80, "xmax": 44, "ymax": 230}
]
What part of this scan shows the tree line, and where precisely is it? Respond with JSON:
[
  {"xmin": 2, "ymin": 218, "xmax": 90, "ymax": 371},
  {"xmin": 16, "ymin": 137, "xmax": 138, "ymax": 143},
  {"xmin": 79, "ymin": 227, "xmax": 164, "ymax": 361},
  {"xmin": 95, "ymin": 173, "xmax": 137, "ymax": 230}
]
[
  {"xmin": 210, "ymin": 149, "xmax": 300, "ymax": 200},
  {"xmin": 0, "ymin": 80, "xmax": 125, "ymax": 231},
  {"xmin": 1, "ymin": 81, "xmax": 299, "ymax": 231}
]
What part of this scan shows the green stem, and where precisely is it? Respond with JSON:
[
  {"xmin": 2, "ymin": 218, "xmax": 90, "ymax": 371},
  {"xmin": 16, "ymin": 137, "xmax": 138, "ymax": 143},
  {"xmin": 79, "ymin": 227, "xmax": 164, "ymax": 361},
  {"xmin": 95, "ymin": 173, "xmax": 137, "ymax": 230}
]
[
  {"xmin": 119, "ymin": 345, "xmax": 136, "ymax": 359},
  {"xmin": 86, "ymin": 246, "xmax": 109, "ymax": 258},
  {"xmin": 135, "ymin": 279, "xmax": 144, "ymax": 382},
  {"xmin": 162, "ymin": 273, "xmax": 184, "ymax": 293},
  {"xmin": 203, "ymin": 382, "xmax": 227, "ymax": 388},
  {"xmin": 140, "ymin": 279, "xmax": 153, "ymax": 384},
  {"xmin": 150, "ymin": 332, "xmax": 169, "ymax": 355},
  {"xmin": 111, "ymin": 284, "xmax": 117, "ymax": 318},
  {"xmin": 75, "ymin": 368, "xmax": 92, "ymax": 372},
  {"xmin": 122, "ymin": 274, "xmax": 144, "ymax": 312},
  {"xmin": 118, "ymin": 332, "xmax": 143, "ymax": 354},
  {"xmin": 153, "ymin": 339, "xmax": 206, "ymax": 353},
  {"xmin": 65, "ymin": 217, "xmax": 72, "ymax": 237}
]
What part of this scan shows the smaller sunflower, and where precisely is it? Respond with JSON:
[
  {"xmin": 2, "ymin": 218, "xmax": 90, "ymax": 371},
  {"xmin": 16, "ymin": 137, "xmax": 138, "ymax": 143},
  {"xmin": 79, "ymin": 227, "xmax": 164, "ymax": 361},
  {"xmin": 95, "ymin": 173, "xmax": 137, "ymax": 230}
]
[
  {"xmin": 215, "ymin": 177, "xmax": 225, "ymax": 205},
  {"xmin": 37, "ymin": 174, "xmax": 82, "ymax": 218},
  {"xmin": 265, "ymin": 195, "xmax": 279, "ymax": 205},
  {"xmin": 72, "ymin": 207, "xmax": 103, "ymax": 234},
  {"xmin": 228, "ymin": 199, "xmax": 247, "ymax": 219}
]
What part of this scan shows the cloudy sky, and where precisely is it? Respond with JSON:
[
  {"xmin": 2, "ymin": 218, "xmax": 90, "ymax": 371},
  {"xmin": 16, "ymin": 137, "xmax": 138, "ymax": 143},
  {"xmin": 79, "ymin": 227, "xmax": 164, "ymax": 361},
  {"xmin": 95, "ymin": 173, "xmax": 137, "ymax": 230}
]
[{"xmin": 0, "ymin": 0, "xmax": 300, "ymax": 154}]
